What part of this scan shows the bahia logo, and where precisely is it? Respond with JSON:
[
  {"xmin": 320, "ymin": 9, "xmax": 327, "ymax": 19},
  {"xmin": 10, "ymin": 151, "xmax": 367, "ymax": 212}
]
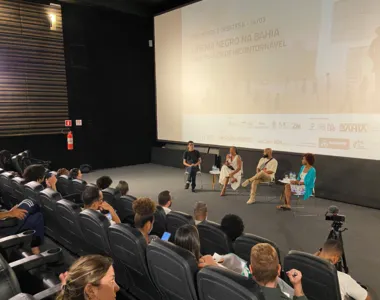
[{"xmin": 339, "ymin": 123, "xmax": 368, "ymax": 132}]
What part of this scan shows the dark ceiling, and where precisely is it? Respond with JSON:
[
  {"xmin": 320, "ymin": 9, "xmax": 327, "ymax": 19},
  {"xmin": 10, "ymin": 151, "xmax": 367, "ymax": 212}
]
[{"xmin": 56, "ymin": 0, "xmax": 201, "ymax": 16}]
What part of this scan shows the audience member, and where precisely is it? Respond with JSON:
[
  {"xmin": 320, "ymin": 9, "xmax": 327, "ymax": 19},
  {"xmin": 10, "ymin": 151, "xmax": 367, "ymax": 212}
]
[
  {"xmin": 69, "ymin": 168, "xmax": 82, "ymax": 180},
  {"xmin": 174, "ymin": 224, "xmax": 201, "ymax": 261},
  {"xmin": 220, "ymin": 214, "xmax": 244, "ymax": 242},
  {"xmin": 250, "ymin": 243, "xmax": 307, "ymax": 300},
  {"xmin": 96, "ymin": 176, "xmax": 113, "ymax": 190},
  {"xmin": 82, "ymin": 185, "xmax": 120, "ymax": 225},
  {"xmin": 57, "ymin": 168, "xmax": 69, "ymax": 177},
  {"xmin": 316, "ymin": 240, "xmax": 370, "ymax": 300},
  {"xmin": 0, "ymin": 149, "xmax": 14, "ymax": 171},
  {"xmin": 158, "ymin": 190, "xmax": 172, "ymax": 214},
  {"xmin": 115, "ymin": 180, "xmax": 129, "ymax": 196},
  {"xmin": 132, "ymin": 197, "xmax": 156, "ymax": 244},
  {"xmin": 23, "ymin": 164, "xmax": 46, "ymax": 183},
  {"xmin": 0, "ymin": 201, "xmax": 44, "ymax": 255},
  {"xmin": 57, "ymin": 254, "xmax": 119, "ymax": 300},
  {"xmin": 194, "ymin": 201, "xmax": 207, "ymax": 225},
  {"xmin": 45, "ymin": 171, "xmax": 58, "ymax": 191}
]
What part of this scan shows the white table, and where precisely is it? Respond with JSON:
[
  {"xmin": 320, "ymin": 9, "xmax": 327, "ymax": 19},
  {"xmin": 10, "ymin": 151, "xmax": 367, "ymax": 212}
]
[{"xmin": 209, "ymin": 169, "xmax": 220, "ymax": 190}]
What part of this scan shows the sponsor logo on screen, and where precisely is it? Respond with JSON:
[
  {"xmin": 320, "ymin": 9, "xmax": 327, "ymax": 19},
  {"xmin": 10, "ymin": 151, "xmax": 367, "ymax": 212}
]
[
  {"xmin": 278, "ymin": 122, "xmax": 301, "ymax": 130},
  {"xmin": 339, "ymin": 123, "xmax": 368, "ymax": 132},
  {"xmin": 319, "ymin": 138, "xmax": 350, "ymax": 150},
  {"xmin": 353, "ymin": 140, "xmax": 366, "ymax": 150}
]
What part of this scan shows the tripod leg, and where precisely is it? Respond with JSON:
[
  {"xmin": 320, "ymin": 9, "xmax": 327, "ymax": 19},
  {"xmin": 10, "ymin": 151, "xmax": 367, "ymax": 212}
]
[{"xmin": 339, "ymin": 233, "xmax": 349, "ymax": 274}]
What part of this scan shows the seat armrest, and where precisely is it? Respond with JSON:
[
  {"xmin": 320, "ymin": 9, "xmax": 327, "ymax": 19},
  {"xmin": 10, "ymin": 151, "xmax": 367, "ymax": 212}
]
[
  {"xmin": 0, "ymin": 230, "xmax": 35, "ymax": 249},
  {"xmin": 9, "ymin": 248, "xmax": 63, "ymax": 273},
  {"xmin": 34, "ymin": 284, "xmax": 61, "ymax": 300},
  {"xmin": 0, "ymin": 217, "xmax": 18, "ymax": 228},
  {"xmin": 64, "ymin": 193, "xmax": 83, "ymax": 204}
]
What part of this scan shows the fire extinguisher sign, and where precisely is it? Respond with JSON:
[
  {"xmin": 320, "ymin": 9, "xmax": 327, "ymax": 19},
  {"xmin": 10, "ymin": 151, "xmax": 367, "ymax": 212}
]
[{"xmin": 65, "ymin": 120, "xmax": 72, "ymax": 127}]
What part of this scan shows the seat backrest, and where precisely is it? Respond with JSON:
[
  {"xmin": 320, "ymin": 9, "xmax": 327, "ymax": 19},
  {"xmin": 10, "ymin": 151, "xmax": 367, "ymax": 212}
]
[
  {"xmin": 9, "ymin": 294, "xmax": 35, "ymax": 300},
  {"xmin": 39, "ymin": 188, "xmax": 62, "ymax": 236},
  {"xmin": 24, "ymin": 181, "xmax": 44, "ymax": 205},
  {"xmin": 11, "ymin": 155, "xmax": 23, "ymax": 175},
  {"xmin": 234, "ymin": 233, "xmax": 281, "ymax": 265},
  {"xmin": 72, "ymin": 179, "xmax": 87, "ymax": 195},
  {"xmin": 108, "ymin": 224, "xmax": 161, "ymax": 300},
  {"xmin": 0, "ymin": 253, "xmax": 21, "ymax": 299},
  {"xmin": 284, "ymin": 251, "xmax": 341, "ymax": 300},
  {"xmin": 151, "ymin": 206, "xmax": 166, "ymax": 237},
  {"xmin": 0, "ymin": 172, "xmax": 15, "ymax": 209},
  {"xmin": 102, "ymin": 188, "xmax": 120, "ymax": 208},
  {"xmin": 198, "ymin": 221, "xmax": 233, "ymax": 255},
  {"xmin": 166, "ymin": 211, "xmax": 195, "ymax": 240},
  {"xmin": 11, "ymin": 177, "xmax": 26, "ymax": 204},
  {"xmin": 197, "ymin": 266, "xmax": 263, "ymax": 300},
  {"xmin": 147, "ymin": 239, "xmax": 198, "ymax": 300},
  {"xmin": 79, "ymin": 209, "xmax": 112, "ymax": 256},
  {"xmin": 115, "ymin": 195, "xmax": 136, "ymax": 224},
  {"xmin": 56, "ymin": 175, "xmax": 73, "ymax": 196}
]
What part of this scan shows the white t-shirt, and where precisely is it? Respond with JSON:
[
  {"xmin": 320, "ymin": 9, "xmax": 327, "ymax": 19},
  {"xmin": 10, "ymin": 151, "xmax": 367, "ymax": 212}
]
[{"xmin": 338, "ymin": 271, "xmax": 368, "ymax": 300}]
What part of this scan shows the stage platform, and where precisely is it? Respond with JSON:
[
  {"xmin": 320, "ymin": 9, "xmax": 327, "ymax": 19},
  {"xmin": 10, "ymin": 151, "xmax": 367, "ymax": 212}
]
[{"xmin": 83, "ymin": 163, "xmax": 380, "ymax": 299}]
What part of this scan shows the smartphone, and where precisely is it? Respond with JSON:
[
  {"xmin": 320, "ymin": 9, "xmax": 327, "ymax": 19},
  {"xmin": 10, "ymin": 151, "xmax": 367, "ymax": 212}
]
[{"xmin": 161, "ymin": 232, "xmax": 171, "ymax": 241}]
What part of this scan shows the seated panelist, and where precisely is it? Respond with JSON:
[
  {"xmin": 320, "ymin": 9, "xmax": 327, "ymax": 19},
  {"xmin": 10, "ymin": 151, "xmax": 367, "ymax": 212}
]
[
  {"xmin": 242, "ymin": 148, "xmax": 278, "ymax": 204},
  {"xmin": 219, "ymin": 146, "xmax": 242, "ymax": 196}
]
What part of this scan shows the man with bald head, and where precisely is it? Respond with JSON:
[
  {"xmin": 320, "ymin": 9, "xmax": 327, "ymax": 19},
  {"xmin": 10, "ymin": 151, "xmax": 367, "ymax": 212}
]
[{"xmin": 242, "ymin": 148, "xmax": 278, "ymax": 204}]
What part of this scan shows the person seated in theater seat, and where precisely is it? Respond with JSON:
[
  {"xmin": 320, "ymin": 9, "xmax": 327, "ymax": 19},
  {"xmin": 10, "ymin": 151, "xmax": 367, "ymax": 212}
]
[
  {"xmin": 242, "ymin": 148, "xmax": 278, "ymax": 205},
  {"xmin": 115, "ymin": 180, "xmax": 129, "ymax": 196},
  {"xmin": 82, "ymin": 185, "xmax": 120, "ymax": 225},
  {"xmin": 96, "ymin": 176, "xmax": 113, "ymax": 190},
  {"xmin": 250, "ymin": 243, "xmax": 308, "ymax": 300},
  {"xmin": 44, "ymin": 171, "xmax": 58, "ymax": 191},
  {"xmin": 23, "ymin": 164, "xmax": 46, "ymax": 183},
  {"xmin": 158, "ymin": 190, "xmax": 172, "ymax": 214},
  {"xmin": 69, "ymin": 168, "xmax": 82, "ymax": 180},
  {"xmin": 132, "ymin": 197, "xmax": 156, "ymax": 244},
  {"xmin": 220, "ymin": 214, "xmax": 244, "ymax": 243},
  {"xmin": 219, "ymin": 146, "xmax": 242, "ymax": 196},
  {"xmin": 277, "ymin": 153, "xmax": 316, "ymax": 211},
  {"xmin": 315, "ymin": 240, "xmax": 370, "ymax": 300},
  {"xmin": 0, "ymin": 200, "xmax": 44, "ymax": 255},
  {"xmin": 183, "ymin": 141, "xmax": 201, "ymax": 192},
  {"xmin": 57, "ymin": 254, "xmax": 119, "ymax": 300},
  {"xmin": 194, "ymin": 201, "xmax": 208, "ymax": 225},
  {"xmin": 57, "ymin": 168, "xmax": 69, "ymax": 177}
]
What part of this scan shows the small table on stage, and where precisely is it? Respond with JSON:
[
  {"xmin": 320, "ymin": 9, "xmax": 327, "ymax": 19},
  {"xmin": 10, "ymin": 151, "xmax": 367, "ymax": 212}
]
[{"xmin": 209, "ymin": 169, "xmax": 220, "ymax": 190}]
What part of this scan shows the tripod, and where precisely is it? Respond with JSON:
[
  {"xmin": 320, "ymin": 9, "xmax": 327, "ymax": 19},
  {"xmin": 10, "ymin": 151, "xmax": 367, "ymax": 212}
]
[{"xmin": 327, "ymin": 221, "xmax": 349, "ymax": 274}]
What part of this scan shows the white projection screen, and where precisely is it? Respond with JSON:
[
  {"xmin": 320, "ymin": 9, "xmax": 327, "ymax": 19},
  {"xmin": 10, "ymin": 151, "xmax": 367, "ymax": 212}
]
[{"xmin": 154, "ymin": 0, "xmax": 380, "ymax": 160}]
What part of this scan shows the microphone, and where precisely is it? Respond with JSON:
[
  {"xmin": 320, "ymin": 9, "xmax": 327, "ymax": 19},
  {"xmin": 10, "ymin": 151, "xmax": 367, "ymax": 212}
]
[{"xmin": 327, "ymin": 205, "xmax": 339, "ymax": 214}]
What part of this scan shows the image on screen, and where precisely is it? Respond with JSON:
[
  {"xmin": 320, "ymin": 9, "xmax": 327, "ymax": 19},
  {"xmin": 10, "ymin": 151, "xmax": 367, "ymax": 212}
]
[{"xmin": 154, "ymin": 0, "xmax": 380, "ymax": 159}]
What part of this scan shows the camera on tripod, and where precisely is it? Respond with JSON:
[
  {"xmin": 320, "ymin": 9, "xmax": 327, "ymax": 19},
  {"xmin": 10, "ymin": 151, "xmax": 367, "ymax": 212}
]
[{"xmin": 325, "ymin": 205, "xmax": 346, "ymax": 223}]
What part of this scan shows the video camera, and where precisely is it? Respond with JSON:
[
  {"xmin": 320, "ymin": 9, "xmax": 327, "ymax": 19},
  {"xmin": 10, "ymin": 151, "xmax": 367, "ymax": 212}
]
[{"xmin": 325, "ymin": 205, "xmax": 346, "ymax": 223}]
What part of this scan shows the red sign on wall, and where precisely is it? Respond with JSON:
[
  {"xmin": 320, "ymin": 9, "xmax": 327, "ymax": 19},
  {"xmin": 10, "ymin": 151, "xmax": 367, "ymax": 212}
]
[{"xmin": 65, "ymin": 120, "xmax": 72, "ymax": 127}]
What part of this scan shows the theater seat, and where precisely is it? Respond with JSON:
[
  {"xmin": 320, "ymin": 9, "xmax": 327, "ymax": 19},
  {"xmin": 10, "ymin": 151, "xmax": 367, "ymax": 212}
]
[
  {"xmin": 79, "ymin": 209, "xmax": 112, "ymax": 256},
  {"xmin": 24, "ymin": 182, "xmax": 44, "ymax": 205},
  {"xmin": 11, "ymin": 177, "xmax": 26, "ymax": 204},
  {"xmin": 198, "ymin": 221, "xmax": 233, "ymax": 255},
  {"xmin": 39, "ymin": 188, "xmax": 62, "ymax": 239},
  {"xmin": 0, "ymin": 172, "xmax": 16, "ymax": 209},
  {"xmin": 11, "ymin": 155, "xmax": 23, "ymax": 175},
  {"xmin": 284, "ymin": 250, "xmax": 341, "ymax": 300},
  {"xmin": 151, "ymin": 206, "xmax": 166, "ymax": 237},
  {"xmin": 0, "ymin": 253, "xmax": 22, "ymax": 299},
  {"xmin": 147, "ymin": 239, "xmax": 198, "ymax": 300},
  {"xmin": 102, "ymin": 188, "xmax": 120, "ymax": 208},
  {"xmin": 56, "ymin": 199, "xmax": 87, "ymax": 255},
  {"xmin": 116, "ymin": 195, "xmax": 136, "ymax": 224},
  {"xmin": 166, "ymin": 211, "xmax": 195, "ymax": 241},
  {"xmin": 56, "ymin": 175, "xmax": 72, "ymax": 196},
  {"xmin": 9, "ymin": 294, "xmax": 35, "ymax": 300},
  {"xmin": 234, "ymin": 233, "xmax": 282, "ymax": 265},
  {"xmin": 108, "ymin": 224, "xmax": 161, "ymax": 300},
  {"xmin": 197, "ymin": 266, "xmax": 264, "ymax": 300},
  {"xmin": 72, "ymin": 179, "xmax": 87, "ymax": 195}
]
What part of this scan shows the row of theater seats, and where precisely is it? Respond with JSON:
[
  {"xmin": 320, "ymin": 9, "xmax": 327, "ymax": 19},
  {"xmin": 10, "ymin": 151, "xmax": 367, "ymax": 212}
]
[{"xmin": 0, "ymin": 171, "xmax": 342, "ymax": 300}]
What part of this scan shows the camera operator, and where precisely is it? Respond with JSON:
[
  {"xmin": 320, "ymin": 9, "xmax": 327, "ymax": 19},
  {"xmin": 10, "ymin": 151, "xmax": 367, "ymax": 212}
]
[{"xmin": 315, "ymin": 240, "xmax": 370, "ymax": 300}]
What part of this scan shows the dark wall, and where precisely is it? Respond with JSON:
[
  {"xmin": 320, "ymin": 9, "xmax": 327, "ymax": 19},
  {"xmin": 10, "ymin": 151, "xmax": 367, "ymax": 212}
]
[{"xmin": 0, "ymin": 3, "xmax": 156, "ymax": 171}]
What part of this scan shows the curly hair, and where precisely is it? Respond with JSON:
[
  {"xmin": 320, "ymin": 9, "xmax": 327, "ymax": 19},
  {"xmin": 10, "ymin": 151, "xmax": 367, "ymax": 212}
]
[
  {"xmin": 303, "ymin": 153, "xmax": 315, "ymax": 166},
  {"xmin": 221, "ymin": 214, "xmax": 245, "ymax": 242},
  {"xmin": 132, "ymin": 198, "xmax": 156, "ymax": 229}
]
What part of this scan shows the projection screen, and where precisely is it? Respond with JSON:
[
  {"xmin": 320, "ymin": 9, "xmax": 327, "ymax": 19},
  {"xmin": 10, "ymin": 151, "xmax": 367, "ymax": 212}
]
[{"xmin": 154, "ymin": 0, "xmax": 380, "ymax": 159}]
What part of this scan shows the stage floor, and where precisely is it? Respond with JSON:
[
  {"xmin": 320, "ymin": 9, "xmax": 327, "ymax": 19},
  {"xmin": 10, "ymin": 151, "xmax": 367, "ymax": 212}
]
[{"xmin": 83, "ymin": 163, "xmax": 380, "ymax": 298}]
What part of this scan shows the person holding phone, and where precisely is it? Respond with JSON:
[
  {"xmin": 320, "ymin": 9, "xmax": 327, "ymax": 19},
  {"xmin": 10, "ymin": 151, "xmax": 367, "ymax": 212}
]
[
  {"xmin": 183, "ymin": 141, "xmax": 201, "ymax": 192},
  {"xmin": 219, "ymin": 147, "xmax": 242, "ymax": 196}
]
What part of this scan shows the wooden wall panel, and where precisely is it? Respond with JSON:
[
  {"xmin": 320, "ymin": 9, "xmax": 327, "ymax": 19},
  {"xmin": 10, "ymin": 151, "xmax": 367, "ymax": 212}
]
[{"xmin": 0, "ymin": 0, "xmax": 68, "ymax": 136}]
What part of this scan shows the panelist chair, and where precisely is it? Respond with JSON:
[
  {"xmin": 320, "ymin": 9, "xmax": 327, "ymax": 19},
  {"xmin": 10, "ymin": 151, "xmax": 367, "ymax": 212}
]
[
  {"xmin": 291, "ymin": 178, "xmax": 317, "ymax": 218},
  {"xmin": 184, "ymin": 165, "xmax": 203, "ymax": 189}
]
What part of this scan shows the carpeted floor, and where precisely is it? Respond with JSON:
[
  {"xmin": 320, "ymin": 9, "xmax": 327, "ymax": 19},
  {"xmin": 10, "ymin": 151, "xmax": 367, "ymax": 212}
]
[{"xmin": 83, "ymin": 163, "xmax": 380, "ymax": 299}]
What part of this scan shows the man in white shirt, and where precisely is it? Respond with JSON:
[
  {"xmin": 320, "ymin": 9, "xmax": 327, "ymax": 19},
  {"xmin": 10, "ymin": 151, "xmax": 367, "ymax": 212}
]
[
  {"xmin": 158, "ymin": 190, "xmax": 172, "ymax": 214},
  {"xmin": 242, "ymin": 148, "xmax": 278, "ymax": 204},
  {"xmin": 194, "ymin": 201, "xmax": 207, "ymax": 225},
  {"xmin": 316, "ymin": 240, "xmax": 370, "ymax": 300}
]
